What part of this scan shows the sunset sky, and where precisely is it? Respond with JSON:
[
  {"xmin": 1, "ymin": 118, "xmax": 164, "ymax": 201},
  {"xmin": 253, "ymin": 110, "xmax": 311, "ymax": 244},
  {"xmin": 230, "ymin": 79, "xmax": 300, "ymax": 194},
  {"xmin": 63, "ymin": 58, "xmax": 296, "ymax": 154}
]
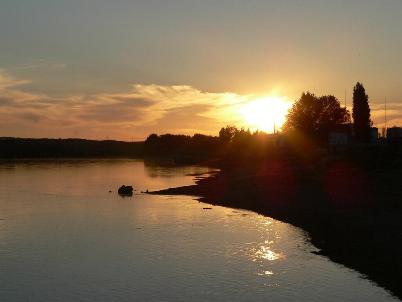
[{"xmin": 1, "ymin": 0, "xmax": 402, "ymax": 140}]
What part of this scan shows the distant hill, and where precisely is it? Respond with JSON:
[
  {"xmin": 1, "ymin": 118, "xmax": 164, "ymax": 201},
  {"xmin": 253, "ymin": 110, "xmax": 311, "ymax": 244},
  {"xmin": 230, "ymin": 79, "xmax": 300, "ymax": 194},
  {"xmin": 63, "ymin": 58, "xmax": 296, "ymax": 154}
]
[{"xmin": 0, "ymin": 138, "xmax": 144, "ymax": 158}]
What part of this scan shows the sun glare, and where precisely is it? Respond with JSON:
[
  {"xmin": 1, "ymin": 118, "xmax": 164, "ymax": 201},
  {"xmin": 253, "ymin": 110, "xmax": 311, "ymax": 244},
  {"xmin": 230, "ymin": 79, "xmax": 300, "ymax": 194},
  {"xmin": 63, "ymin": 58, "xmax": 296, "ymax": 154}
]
[{"xmin": 240, "ymin": 96, "xmax": 291, "ymax": 133}]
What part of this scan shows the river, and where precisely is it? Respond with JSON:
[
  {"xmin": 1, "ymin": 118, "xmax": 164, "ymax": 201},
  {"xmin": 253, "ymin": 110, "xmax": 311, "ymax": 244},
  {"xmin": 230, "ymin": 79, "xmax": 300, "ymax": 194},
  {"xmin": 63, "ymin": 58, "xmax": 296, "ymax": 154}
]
[{"xmin": 0, "ymin": 159, "xmax": 398, "ymax": 301}]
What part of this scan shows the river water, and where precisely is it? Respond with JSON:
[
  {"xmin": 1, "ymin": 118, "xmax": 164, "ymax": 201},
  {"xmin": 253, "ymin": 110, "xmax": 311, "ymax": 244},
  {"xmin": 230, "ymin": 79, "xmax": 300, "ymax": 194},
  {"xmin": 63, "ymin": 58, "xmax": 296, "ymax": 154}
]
[{"xmin": 0, "ymin": 160, "xmax": 398, "ymax": 301}]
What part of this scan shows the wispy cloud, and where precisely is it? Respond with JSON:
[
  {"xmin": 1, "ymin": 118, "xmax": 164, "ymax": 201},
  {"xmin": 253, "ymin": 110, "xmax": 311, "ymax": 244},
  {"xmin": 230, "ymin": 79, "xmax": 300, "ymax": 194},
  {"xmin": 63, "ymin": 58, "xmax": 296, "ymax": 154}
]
[
  {"xmin": 0, "ymin": 70, "xmax": 252, "ymax": 140},
  {"xmin": 371, "ymin": 102, "xmax": 402, "ymax": 128},
  {"xmin": 0, "ymin": 70, "xmax": 31, "ymax": 89}
]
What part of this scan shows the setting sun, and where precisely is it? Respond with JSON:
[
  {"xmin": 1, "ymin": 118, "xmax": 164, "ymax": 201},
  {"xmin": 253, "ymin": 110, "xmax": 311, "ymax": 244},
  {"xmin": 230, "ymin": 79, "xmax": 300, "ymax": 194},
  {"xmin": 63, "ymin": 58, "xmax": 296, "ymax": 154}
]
[{"xmin": 240, "ymin": 96, "xmax": 291, "ymax": 133}]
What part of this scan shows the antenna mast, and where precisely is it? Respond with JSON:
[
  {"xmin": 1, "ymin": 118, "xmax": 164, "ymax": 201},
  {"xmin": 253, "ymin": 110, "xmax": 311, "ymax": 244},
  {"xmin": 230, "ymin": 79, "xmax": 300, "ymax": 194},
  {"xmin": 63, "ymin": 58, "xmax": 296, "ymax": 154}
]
[
  {"xmin": 345, "ymin": 89, "xmax": 347, "ymax": 108},
  {"xmin": 385, "ymin": 96, "xmax": 387, "ymax": 132}
]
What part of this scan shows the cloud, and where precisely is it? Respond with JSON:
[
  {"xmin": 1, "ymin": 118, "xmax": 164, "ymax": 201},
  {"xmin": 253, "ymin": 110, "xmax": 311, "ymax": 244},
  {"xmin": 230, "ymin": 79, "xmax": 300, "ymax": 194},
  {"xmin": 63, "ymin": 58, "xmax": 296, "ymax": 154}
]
[
  {"xmin": 76, "ymin": 97, "xmax": 155, "ymax": 123},
  {"xmin": 0, "ymin": 70, "xmax": 253, "ymax": 140},
  {"xmin": 151, "ymin": 104, "xmax": 217, "ymax": 134},
  {"xmin": 0, "ymin": 70, "xmax": 31, "ymax": 89},
  {"xmin": 371, "ymin": 102, "xmax": 402, "ymax": 128}
]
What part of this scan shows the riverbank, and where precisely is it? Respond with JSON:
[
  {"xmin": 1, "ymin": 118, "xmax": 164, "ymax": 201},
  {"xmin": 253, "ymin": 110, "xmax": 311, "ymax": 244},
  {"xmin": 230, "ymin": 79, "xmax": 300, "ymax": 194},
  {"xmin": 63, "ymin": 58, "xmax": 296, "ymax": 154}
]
[
  {"xmin": 0, "ymin": 138, "xmax": 144, "ymax": 158},
  {"xmin": 149, "ymin": 154, "xmax": 402, "ymax": 299}
]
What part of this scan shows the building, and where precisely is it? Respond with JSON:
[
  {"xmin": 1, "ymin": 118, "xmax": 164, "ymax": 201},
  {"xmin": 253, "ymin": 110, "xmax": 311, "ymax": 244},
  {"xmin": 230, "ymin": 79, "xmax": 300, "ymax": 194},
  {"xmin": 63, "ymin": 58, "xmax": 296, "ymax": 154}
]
[
  {"xmin": 328, "ymin": 124, "xmax": 352, "ymax": 151},
  {"xmin": 387, "ymin": 127, "xmax": 402, "ymax": 143},
  {"xmin": 329, "ymin": 132, "xmax": 349, "ymax": 146},
  {"xmin": 328, "ymin": 125, "xmax": 379, "ymax": 150},
  {"xmin": 371, "ymin": 127, "xmax": 379, "ymax": 143}
]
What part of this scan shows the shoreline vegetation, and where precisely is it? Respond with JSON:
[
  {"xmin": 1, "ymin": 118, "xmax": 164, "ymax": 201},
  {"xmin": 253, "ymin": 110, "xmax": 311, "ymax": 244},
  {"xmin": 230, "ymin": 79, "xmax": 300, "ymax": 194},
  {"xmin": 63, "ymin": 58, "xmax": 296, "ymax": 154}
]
[{"xmin": 0, "ymin": 138, "xmax": 144, "ymax": 159}]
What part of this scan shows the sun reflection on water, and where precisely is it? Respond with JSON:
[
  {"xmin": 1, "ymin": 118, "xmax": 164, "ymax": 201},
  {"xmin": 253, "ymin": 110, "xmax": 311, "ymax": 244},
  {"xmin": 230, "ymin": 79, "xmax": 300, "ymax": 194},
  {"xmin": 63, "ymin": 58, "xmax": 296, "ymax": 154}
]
[
  {"xmin": 245, "ymin": 216, "xmax": 287, "ymax": 280},
  {"xmin": 249, "ymin": 242, "xmax": 284, "ymax": 280},
  {"xmin": 254, "ymin": 245, "xmax": 283, "ymax": 261}
]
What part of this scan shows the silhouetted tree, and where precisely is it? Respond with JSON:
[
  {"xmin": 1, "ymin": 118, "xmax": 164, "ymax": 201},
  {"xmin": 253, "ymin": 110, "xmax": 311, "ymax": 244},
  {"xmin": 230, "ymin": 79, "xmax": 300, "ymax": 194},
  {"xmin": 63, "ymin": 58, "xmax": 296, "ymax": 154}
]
[
  {"xmin": 219, "ymin": 126, "xmax": 238, "ymax": 144},
  {"xmin": 352, "ymin": 82, "xmax": 372, "ymax": 142},
  {"xmin": 232, "ymin": 128, "xmax": 252, "ymax": 148},
  {"xmin": 144, "ymin": 133, "xmax": 220, "ymax": 162},
  {"xmin": 283, "ymin": 92, "xmax": 350, "ymax": 142}
]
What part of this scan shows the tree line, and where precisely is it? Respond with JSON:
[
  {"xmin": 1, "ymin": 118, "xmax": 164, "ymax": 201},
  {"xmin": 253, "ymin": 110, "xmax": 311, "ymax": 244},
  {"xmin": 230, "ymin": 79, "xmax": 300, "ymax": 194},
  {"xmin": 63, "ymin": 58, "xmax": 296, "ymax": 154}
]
[
  {"xmin": 0, "ymin": 138, "xmax": 144, "ymax": 158},
  {"xmin": 284, "ymin": 82, "xmax": 372, "ymax": 143},
  {"xmin": 144, "ymin": 128, "xmax": 279, "ymax": 163}
]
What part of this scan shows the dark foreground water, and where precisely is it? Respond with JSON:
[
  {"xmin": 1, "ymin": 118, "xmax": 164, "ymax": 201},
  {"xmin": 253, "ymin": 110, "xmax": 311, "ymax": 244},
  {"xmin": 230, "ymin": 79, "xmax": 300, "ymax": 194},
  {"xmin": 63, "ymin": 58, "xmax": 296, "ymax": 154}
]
[{"xmin": 0, "ymin": 160, "xmax": 398, "ymax": 302}]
